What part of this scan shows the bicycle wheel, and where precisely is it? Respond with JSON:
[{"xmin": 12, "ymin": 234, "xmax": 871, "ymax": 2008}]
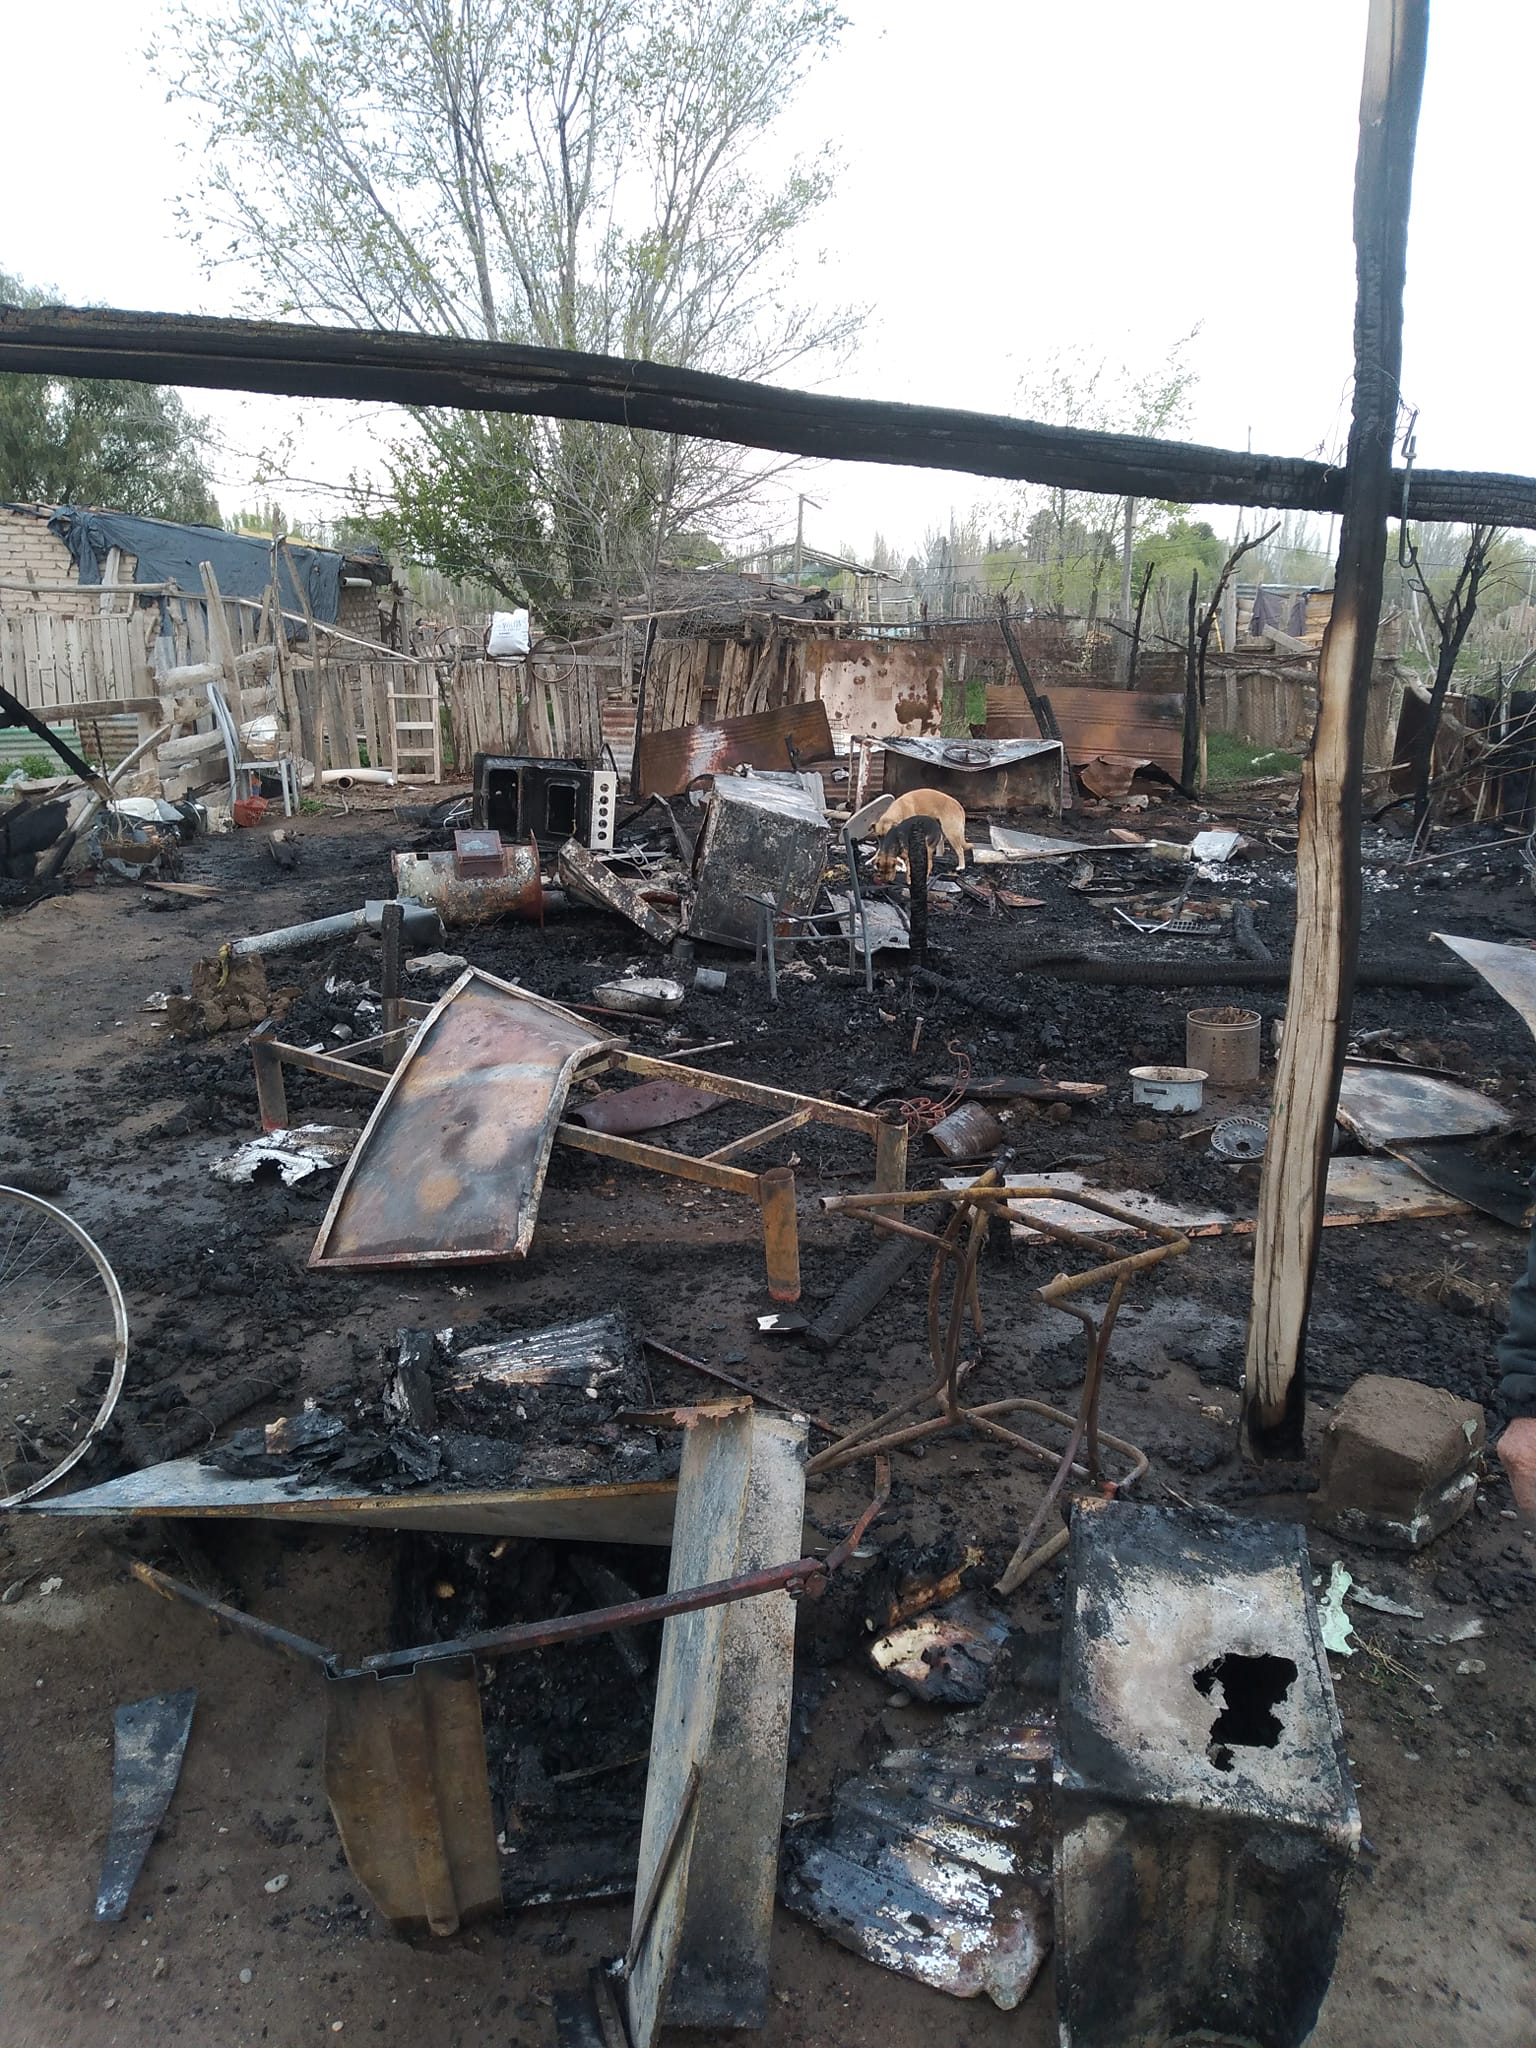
[{"xmin": 0, "ymin": 1188, "xmax": 128, "ymax": 1508}]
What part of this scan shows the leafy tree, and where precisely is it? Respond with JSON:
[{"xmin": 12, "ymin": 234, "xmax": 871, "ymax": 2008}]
[
  {"xmin": 158, "ymin": 0, "xmax": 853, "ymax": 625},
  {"xmin": 665, "ymin": 532, "xmax": 726, "ymax": 569},
  {"xmin": 0, "ymin": 270, "xmax": 220, "ymax": 521},
  {"xmin": 1005, "ymin": 334, "xmax": 1200, "ymax": 619}
]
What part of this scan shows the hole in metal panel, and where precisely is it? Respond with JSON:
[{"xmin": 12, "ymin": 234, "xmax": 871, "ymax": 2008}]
[{"xmin": 1192, "ymin": 1652, "xmax": 1298, "ymax": 1770}]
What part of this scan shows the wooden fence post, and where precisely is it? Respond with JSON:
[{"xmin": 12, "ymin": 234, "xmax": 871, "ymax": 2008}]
[{"xmin": 1242, "ymin": 0, "xmax": 1429, "ymax": 1458}]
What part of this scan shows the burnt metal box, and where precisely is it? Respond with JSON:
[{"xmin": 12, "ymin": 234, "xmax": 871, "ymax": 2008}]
[
  {"xmin": 471, "ymin": 755, "xmax": 617, "ymax": 851},
  {"xmin": 1055, "ymin": 1501, "xmax": 1359, "ymax": 2048},
  {"xmin": 882, "ymin": 736, "xmax": 1064, "ymax": 815},
  {"xmin": 688, "ymin": 773, "xmax": 831, "ymax": 949}
]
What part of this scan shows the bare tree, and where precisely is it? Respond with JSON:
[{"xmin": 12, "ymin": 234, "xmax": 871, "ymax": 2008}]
[
  {"xmin": 1006, "ymin": 333, "xmax": 1200, "ymax": 618},
  {"xmin": 1178, "ymin": 525, "xmax": 1277, "ymax": 786},
  {"xmin": 1403, "ymin": 523, "xmax": 1500, "ymax": 824}
]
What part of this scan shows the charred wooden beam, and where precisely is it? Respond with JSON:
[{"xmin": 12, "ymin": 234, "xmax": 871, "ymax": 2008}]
[
  {"xmin": 1243, "ymin": 0, "xmax": 1428, "ymax": 1457},
  {"xmin": 0, "ymin": 301, "xmax": 1531, "ymax": 526}
]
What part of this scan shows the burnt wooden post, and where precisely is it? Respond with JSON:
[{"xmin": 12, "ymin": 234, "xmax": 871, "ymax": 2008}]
[
  {"xmin": 997, "ymin": 597, "xmax": 1062, "ymax": 743},
  {"xmin": 1242, "ymin": 0, "xmax": 1429, "ymax": 1458},
  {"xmin": 1181, "ymin": 569, "xmax": 1200, "ymax": 791},
  {"xmin": 379, "ymin": 899, "xmax": 404, "ymax": 1047},
  {"xmin": 906, "ymin": 826, "xmax": 930, "ymax": 970}
]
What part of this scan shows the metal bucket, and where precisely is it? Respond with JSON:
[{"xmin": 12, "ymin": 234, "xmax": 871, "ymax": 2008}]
[
  {"xmin": 1129, "ymin": 1065, "xmax": 1207, "ymax": 1114},
  {"xmin": 1186, "ymin": 1006, "xmax": 1261, "ymax": 1085}
]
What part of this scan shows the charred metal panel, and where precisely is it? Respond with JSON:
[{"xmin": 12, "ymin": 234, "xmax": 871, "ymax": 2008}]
[
  {"xmin": 635, "ymin": 699, "xmax": 833, "ymax": 797},
  {"xmin": 28, "ymin": 1457, "xmax": 679, "ymax": 1543},
  {"xmin": 781, "ymin": 1718, "xmax": 1053, "ymax": 2006},
  {"xmin": 324, "ymin": 1656, "xmax": 502, "ymax": 1937},
  {"xmin": 688, "ymin": 773, "xmax": 831, "ymax": 949},
  {"xmin": 1335, "ymin": 1061, "xmax": 1510, "ymax": 1145},
  {"xmin": 1055, "ymin": 1501, "xmax": 1358, "ymax": 2048},
  {"xmin": 882, "ymin": 736, "xmax": 1063, "ymax": 815},
  {"xmin": 310, "ymin": 968, "xmax": 613, "ymax": 1268},
  {"xmin": 558, "ymin": 839, "xmax": 684, "ymax": 946},
  {"xmin": 567, "ymin": 1078, "xmax": 726, "ymax": 1136}
]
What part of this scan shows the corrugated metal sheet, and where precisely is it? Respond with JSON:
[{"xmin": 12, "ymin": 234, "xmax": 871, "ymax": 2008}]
[{"xmin": 986, "ymin": 684, "xmax": 1185, "ymax": 782}]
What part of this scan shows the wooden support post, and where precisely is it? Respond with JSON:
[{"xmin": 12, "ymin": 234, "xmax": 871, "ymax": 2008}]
[
  {"xmin": 1243, "ymin": 0, "xmax": 1428, "ymax": 1459},
  {"xmin": 1181, "ymin": 569, "xmax": 1200, "ymax": 792},
  {"xmin": 997, "ymin": 597, "xmax": 1061, "ymax": 742},
  {"xmin": 198, "ymin": 561, "xmax": 239, "ymax": 684},
  {"xmin": 380, "ymin": 900, "xmax": 404, "ymax": 1047},
  {"xmin": 280, "ymin": 537, "xmax": 325, "ymax": 769},
  {"xmin": 626, "ymin": 1406, "xmax": 806, "ymax": 2046}
]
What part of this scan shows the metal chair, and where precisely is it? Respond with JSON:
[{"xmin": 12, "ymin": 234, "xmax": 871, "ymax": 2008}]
[
  {"xmin": 207, "ymin": 682, "xmax": 297, "ymax": 817},
  {"xmin": 752, "ymin": 793, "xmax": 901, "ymax": 1001}
]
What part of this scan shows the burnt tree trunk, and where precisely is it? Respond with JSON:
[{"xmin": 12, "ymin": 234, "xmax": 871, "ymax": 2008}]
[
  {"xmin": 1127, "ymin": 559, "xmax": 1154, "ymax": 690},
  {"xmin": 1181, "ymin": 571, "xmax": 1200, "ymax": 791},
  {"xmin": 1242, "ymin": 0, "xmax": 1429, "ymax": 1458}
]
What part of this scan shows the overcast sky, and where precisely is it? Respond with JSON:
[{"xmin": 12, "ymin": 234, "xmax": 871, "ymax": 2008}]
[{"xmin": 4, "ymin": 2, "xmax": 1530, "ymax": 565}]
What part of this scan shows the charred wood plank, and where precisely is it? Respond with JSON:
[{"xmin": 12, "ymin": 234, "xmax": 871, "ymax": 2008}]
[
  {"xmin": 1243, "ymin": 0, "xmax": 1428, "ymax": 1457},
  {"xmin": 1, "ymin": 303, "xmax": 1532, "ymax": 527}
]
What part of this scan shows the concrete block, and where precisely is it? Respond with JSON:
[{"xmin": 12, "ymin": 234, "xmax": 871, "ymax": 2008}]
[
  {"xmin": 1055, "ymin": 1501, "xmax": 1358, "ymax": 2048},
  {"xmin": 1313, "ymin": 1373, "xmax": 1484, "ymax": 1550}
]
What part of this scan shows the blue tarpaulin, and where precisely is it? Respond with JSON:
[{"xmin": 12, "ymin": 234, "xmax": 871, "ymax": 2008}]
[{"xmin": 43, "ymin": 507, "xmax": 384, "ymax": 626}]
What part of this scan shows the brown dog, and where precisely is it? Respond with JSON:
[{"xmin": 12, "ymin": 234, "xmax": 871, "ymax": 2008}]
[{"xmin": 871, "ymin": 787, "xmax": 968, "ymax": 879}]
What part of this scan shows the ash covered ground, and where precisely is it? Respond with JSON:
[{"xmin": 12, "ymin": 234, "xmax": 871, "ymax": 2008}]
[{"xmin": 1, "ymin": 786, "xmax": 1533, "ymax": 2048}]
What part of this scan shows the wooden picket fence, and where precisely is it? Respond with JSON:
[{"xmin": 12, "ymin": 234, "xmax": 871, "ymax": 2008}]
[{"xmin": 439, "ymin": 655, "xmax": 607, "ymax": 770}]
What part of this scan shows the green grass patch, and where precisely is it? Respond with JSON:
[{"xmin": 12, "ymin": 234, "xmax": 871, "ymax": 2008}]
[
  {"xmin": 940, "ymin": 677, "xmax": 990, "ymax": 736},
  {"xmin": 1204, "ymin": 731, "xmax": 1302, "ymax": 788}
]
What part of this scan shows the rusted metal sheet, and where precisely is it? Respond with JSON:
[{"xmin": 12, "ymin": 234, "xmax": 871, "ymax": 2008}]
[
  {"xmin": 310, "ymin": 968, "xmax": 614, "ymax": 1269},
  {"xmin": 801, "ymin": 638, "xmax": 944, "ymax": 738},
  {"xmin": 28, "ymin": 1457, "xmax": 680, "ymax": 1543},
  {"xmin": 635, "ymin": 699, "xmax": 833, "ymax": 797},
  {"xmin": 568, "ymin": 1078, "xmax": 727, "ymax": 1136},
  {"xmin": 1077, "ymin": 754, "xmax": 1152, "ymax": 802},
  {"xmin": 882, "ymin": 736, "xmax": 1063, "ymax": 814},
  {"xmin": 324, "ymin": 1657, "xmax": 503, "ymax": 1938},
  {"xmin": 987, "ymin": 684, "xmax": 1185, "ymax": 781},
  {"xmin": 558, "ymin": 839, "xmax": 684, "ymax": 945}
]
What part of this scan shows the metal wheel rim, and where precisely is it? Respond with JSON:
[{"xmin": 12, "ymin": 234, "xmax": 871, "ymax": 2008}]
[{"xmin": 0, "ymin": 1187, "xmax": 129, "ymax": 1509}]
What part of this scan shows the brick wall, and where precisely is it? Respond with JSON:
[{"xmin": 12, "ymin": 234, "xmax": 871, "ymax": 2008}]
[
  {"xmin": 0, "ymin": 508, "xmax": 105, "ymax": 618},
  {"xmin": 336, "ymin": 578, "xmax": 389, "ymax": 643}
]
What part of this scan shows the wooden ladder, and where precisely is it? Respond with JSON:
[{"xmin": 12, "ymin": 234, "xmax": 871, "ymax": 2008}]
[{"xmin": 387, "ymin": 668, "xmax": 443, "ymax": 783}]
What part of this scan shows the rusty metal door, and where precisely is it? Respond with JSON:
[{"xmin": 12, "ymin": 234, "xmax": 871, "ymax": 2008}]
[{"xmin": 311, "ymin": 968, "xmax": 613, "ymax": 1269}]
